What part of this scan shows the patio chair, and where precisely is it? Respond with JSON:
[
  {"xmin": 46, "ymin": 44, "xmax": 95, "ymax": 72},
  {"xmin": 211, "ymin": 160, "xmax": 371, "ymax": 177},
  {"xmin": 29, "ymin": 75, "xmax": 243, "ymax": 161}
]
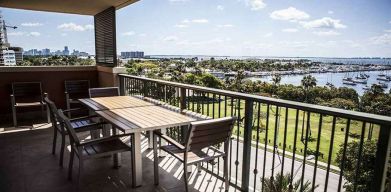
[
  {"xmin": 65, "ymin": 80, "xmax": 90, "ymax": 117},
  {"xmin": 56, "ymin": 109, "xmax": 133, "ymax": 182},
  {"xmin": 153, "ymin": 116, "xmax": 237, "ymax": 192},
  {"xmin": 10, "ymin": 82, "xmax": 49, "ymax": 127},
  {"xmin": 88, "ymin": 87, "xmax": 119, "ymax": 98},
  {"xmin": 44, "ymin": 97, "xmax": 104, "ymax": 167}
]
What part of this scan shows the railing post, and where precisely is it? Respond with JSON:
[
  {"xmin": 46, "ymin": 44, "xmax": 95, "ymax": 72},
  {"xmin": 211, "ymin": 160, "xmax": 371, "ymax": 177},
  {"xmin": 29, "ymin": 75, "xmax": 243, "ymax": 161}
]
[
  {"xmin": 143, "ymin": 80, "xmax": 148, "ymax": 97},
  {"xmin": 119, "ymin": 75, "xmax": 125, "ymax": 96},
  {"xmin": 180, "ymin": 87, "xmax": 187, "ymax": 143},
  {"xmin": 372, "ymin": 124, "xmax": 391, "ymax": 192},
  {"xmin": 241, "ymin": 99, "xmax": 254, "ymax": 192}
]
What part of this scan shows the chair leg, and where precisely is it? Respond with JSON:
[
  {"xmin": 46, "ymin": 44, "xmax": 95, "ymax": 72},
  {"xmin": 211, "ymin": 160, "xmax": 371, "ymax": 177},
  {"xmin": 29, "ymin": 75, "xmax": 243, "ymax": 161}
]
[
  {"xmin": 78, "ymin": 158, "xmax": 83, "ymax": 190},
  {"xmin": 183, "ymin": 162, "xmax": 189, "ymax": 192},
  {"xmin": 153, "ymin": 133, "xmax": 159, "ymax": 185},
  {"xmin": 223, "ymin": 156, "xmax": 229, "ymax": 192},
  {"xmin": 68, "ymin": 149, "xmax": 75, "ymax": 180},
  {"xmin": 12, "ymin": 106, "xmax": 17, "ymax": 127},
  {"xmin": 59, "ymin": 134, "xmax": 66, "ymax": 167},
  {"xmin": 52, "ymin": 128, "xmax": 57, "ymax": 155}
]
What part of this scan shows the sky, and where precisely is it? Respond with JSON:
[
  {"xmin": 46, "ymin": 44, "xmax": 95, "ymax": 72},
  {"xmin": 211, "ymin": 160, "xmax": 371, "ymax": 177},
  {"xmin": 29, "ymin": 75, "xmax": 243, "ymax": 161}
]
[{"xmin": 2, "ymin": 0, "xmax": 391, "ymax": 57}]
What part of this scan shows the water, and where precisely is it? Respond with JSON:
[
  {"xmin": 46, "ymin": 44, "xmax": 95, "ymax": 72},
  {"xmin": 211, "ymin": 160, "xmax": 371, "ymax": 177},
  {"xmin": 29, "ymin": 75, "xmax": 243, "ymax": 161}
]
[
  {"xmin": 149, "ymin": 55, "xmax": 391, "ymax": 65},
  {"xmin": 247, "ymin": 70, "xmax": 391, "ymax": 95}
]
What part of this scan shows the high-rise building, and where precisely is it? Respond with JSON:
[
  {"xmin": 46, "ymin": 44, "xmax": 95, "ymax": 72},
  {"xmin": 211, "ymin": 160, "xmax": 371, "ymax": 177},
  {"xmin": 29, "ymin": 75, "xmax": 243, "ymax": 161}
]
[
  {"xmin": 121, "ymin": 51, "xmax": 144, "ymax": 59},
  {"xmin": 42, "ymin": 48, "xmax": 50, "ymax": 56},
  {"xmin": 9, "ymin": 47, "xmax": 23, "ymax": 64},
  {"xmin": 3, "ymin": 49, "xmax": 16, "ymax": 66},
  {"xmin": 63, "ymin": 46, "xmax": 69, "ymax": 55}
]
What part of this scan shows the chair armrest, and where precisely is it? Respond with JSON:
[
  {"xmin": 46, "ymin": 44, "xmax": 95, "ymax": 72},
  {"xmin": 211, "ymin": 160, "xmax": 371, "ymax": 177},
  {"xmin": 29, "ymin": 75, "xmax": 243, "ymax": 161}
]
[
  {"xmin": 72, "ymin": 122, "xmax": 106, "ymax": 133},
  {"xmin": 78, "ymin": 133, "xmax": 132, "ymax": 147},
  {"xmin": 70, "ymin": 115, "xmax": 99, "ymax": 121},
  {"xmin": 154, "ymin": 131, "xmax": 185, "ymax": 150}
]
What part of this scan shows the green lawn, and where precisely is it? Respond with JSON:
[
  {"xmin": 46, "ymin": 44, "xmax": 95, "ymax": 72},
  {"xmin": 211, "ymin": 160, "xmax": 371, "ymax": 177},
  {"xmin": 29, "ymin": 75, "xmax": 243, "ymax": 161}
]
[{"xmin": 183, "ymin": 97, "xmax": 379, "ymax": 166}]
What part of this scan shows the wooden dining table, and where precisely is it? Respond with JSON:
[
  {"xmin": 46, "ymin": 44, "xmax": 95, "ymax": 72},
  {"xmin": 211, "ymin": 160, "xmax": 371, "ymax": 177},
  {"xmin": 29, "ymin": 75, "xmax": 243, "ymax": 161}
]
[{"xmin": 79, "ymin": 96, "xmax": 197, "ymax": 187}]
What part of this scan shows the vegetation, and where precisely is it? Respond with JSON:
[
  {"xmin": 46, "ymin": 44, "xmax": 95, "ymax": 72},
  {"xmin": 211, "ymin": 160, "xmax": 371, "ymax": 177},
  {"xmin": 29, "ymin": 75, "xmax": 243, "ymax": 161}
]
[
  {"xmin": 262, "ymin": 172, "xmax": 317, "ymax": 192},
  {"xmin": 19, "ymin": 55, "xmax": 95, "ymax": 66}
]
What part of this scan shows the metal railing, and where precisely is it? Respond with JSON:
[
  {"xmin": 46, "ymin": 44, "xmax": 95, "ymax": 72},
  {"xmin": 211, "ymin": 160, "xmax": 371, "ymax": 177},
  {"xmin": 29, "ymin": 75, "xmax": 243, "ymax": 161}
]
[{"xmin": 119, "ymin": 74, "xmax": 391, "ymax": 192}]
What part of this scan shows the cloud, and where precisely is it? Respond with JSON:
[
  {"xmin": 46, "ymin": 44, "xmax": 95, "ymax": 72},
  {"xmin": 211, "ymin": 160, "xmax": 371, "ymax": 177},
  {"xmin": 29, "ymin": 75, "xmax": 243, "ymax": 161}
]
[
  {"xmin": 192, "ymin": 19, "xmax": 209, "ymax": 23},
  {"xmin": 177, "ymin": 38, "xmax": 231, "ymax": 46},
  {"xmin": 385, "ymin": 29, "xmax": 391, "ymax": 33},
  {"xmin": 174, "ymin": 24, "xmax": 189, "ymax": 28},
  {"xmin": 328, "ymin": 10, "xmax": 334, "ymax": 14},
  {"xmin": 163, "ymin": 36, "xmax": 179, "ymax": 42},
  {"xmin": 217, "ymin": 5, "xmax": 224, "ymax": 11},
  {"xmin": 264, "ymin": 32, "xmax": 273, "ymax": 37},
  {"xmin": 248, "ymin": 0, "xmax": 266, "ymax": 10},
  {"xmin": 122, "ymin": 31, "xmax": 136, "ymax": 36},
  {"xmin": 57, "ymin": 23, "xmax": 94, "ymax": 31},
  {"xmin": 139, "ymin": 33, "xmax": 147, "ymax": 37},
  {"xmin": 282, "ymin": 28, "xmax": 298, "ymax": 33},
  {"xmin": 370, "ymin": 33, "xmax": 391, "ymax": 45},
  {"xmin": 270, "ymin": 7, "xmax": 310, "ymax": 22},
  {"xmin": 21, "ymin": 22, "xmax": 43, "ymax": 27},
  {"xmin": 61, "ymin": 33, "xmax": 67, "ymax": 36},
  {"xmin": 7, "ymin": 31, "xmax": 40, "ymax": 37},
  {"xmin": 313, "ymin": 30, "xmax": 340, "ymax": 36},
  {"xmin": 29, "ymin": 32, "xmax": 41, "ymax": 36},
  {"xmin": 300, "ymin": 17, "xmax": 347, "ymax": 29},
  {"xmin": 8, "ymin": 32, "xmax": 25, "ymax": 36},
  {"xmin": 217, "ymin": 24, "xmax": 234, "ymax": 28}
]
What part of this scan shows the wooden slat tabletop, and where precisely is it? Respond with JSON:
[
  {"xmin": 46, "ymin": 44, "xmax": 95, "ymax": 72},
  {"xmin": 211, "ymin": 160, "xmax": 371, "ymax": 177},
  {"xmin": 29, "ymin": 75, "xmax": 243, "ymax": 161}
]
[
  {"xmin": 95, "ymin": 106, "xmax": 197, "ymax": 133},
  {"xmin": 79, "ymin": 96, "xmax": 155, "ymax": 111}
]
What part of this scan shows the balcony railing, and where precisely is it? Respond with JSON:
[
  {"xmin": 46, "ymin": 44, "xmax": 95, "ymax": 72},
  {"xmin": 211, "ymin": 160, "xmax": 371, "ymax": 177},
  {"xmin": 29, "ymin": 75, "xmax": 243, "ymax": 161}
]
[{"xmin": 119, "ymin": 74, "xmax": 391, "ymax": 192}]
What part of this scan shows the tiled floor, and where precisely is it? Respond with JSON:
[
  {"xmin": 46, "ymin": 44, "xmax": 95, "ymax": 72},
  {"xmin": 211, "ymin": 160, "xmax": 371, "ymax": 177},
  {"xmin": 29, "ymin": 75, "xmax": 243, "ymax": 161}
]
[{"xmin": 0, "ymin": 124, "xmax": 235, "ymax": 192}]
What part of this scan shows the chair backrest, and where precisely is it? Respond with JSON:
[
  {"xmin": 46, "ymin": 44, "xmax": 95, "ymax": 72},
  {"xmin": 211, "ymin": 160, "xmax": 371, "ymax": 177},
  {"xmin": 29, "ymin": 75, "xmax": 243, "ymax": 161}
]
[
  {"xmin": 44, "ymin": 97, "xmax": 62, "ymax": 130},
  {"xmin": 65, "ymin": 80, "xmax": 90, "ymax": 98},
  {"xmin": 57, "ymin": 109, "xmax": 80, "ymax": 145},
  {"xmin": 12, "ymin": 82, "xmax": 43, "ymax": 101},
  {"xmin": 89, "ymin": 87, "xmax": 119, "ymax": 98},
  {"xmin": 185, "ymin": 116, "xmax": 237, "ymax": 151}
]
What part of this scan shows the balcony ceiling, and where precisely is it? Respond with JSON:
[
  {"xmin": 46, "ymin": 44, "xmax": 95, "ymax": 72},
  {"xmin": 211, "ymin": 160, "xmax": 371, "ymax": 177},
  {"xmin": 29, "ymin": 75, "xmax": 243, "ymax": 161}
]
[{"xmin": 0, "ymin": 0, "xmax": 139, "ymax": 15}]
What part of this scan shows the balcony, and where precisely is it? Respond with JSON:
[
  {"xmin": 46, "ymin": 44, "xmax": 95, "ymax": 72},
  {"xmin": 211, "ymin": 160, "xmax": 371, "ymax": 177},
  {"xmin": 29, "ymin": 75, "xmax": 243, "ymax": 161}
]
[
  {"xmin": 2, "ymin": 68, "xmax": 390, "ymax": 192},
  {"xmin": 0, "ymin": 0, "xmax": 390, "ymax": 191}
]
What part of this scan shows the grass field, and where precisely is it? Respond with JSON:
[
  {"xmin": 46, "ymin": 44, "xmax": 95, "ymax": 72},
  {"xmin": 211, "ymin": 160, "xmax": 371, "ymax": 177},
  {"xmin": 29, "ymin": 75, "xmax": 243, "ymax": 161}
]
[{"xmin": 183, "ymin": 97, "xmax": 380, "ymax": 166}]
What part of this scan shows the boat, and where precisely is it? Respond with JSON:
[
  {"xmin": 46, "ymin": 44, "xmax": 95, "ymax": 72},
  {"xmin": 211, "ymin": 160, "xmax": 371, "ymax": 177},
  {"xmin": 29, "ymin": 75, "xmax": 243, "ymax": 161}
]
[
  {"xmin": 343, "ymin": 77, "xmax": 353, "ymax": 81},
  {"xmin": 377, "ymin": 77, "xmax": 390, "ymax": 81},
  {"xmin": 353, "ymin": 79, "xmax": 368, "ymax": 84},
  {"xmin": 355, "ymin": 73, "xmax": 368, "ymax": 80},
  {"xmin": 363, "ymin": 85, "xmax": 371, "ymax": 90},
  {"xmin": 377, "ymin": 82, "xmax": 389, "ymax": 89},
  {"xmin": 343, "ymin": 80, "xmax": 357, "ymax": 86},
  {"xmin": 378, "ymin": 73, "xmax": 386, "ymax": 77}
]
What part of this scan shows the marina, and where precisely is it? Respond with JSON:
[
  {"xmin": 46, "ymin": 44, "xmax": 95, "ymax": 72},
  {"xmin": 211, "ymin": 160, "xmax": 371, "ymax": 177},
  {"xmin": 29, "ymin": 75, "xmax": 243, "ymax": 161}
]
[{"xmin": 246, "ymin": 70, "xmax": 391, "ymax": 95}]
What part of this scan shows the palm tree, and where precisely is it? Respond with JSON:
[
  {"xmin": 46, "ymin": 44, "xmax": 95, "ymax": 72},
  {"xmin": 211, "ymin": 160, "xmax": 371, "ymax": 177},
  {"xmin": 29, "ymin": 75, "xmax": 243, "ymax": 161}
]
[
  {"xmin": 300, "ymin": 75, "xmax": 317, "ymax": 140},
  {"xmin": 271, "ymin": 74, "xmax": 282, "ymax": 96},
  {"xmin": 262, "ymin": 172, "xmax": 317, "ymax": 192}
]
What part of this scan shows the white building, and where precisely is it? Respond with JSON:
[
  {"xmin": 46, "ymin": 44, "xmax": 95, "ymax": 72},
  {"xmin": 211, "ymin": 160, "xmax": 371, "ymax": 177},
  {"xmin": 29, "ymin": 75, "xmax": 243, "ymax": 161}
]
[{"xmin": 3, "ymin": 49, "xmax": 16, "ymax": 66}]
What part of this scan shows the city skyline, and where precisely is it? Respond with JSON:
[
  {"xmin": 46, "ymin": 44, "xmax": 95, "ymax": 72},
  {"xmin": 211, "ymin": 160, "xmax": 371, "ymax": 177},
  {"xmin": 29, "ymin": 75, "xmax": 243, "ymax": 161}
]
[{"xmin": 1, "ymin": 0, "xmax": 391, "ymax": 57}]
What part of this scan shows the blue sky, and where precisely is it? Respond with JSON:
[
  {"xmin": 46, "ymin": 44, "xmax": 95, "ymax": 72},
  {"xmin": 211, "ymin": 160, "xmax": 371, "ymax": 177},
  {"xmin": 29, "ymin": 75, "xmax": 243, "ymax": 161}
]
[{"xmin": 2, "ymin": 0, "xmax": 391, "ymax": 57}]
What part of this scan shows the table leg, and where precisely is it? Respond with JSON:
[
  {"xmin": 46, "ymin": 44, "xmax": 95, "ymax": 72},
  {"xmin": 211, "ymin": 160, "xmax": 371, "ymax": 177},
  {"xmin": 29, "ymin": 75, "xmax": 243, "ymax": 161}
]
[
  {"xmin": 159, "ymin": 128, "xmax": 167, "ymax": 157},
  {"xmin": 132, "ymin": 132, "xmax": 143, "ymax": 187},
  {"xmin": 112, "ymin": 127, "xmax": 121, "ymax": 168},
  {"xmin": 148, "ymin": 130, "xmax": 153, "ymax": 149},
  {"xmin": 89, "ymin": 109, "xmax": 100, "ymax": 139}
]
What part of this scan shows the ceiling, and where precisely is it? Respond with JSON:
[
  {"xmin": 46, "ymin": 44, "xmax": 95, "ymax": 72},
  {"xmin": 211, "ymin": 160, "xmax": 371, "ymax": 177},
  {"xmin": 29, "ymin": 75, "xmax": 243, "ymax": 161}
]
[{"xmin": 0, "ymin": 0, "xmax": 139, "ymax": 15}]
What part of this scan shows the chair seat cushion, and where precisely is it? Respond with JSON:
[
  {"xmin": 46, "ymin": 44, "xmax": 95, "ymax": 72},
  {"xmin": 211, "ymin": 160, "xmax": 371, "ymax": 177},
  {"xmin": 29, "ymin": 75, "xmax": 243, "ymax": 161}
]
[
  {"xmin": 80, "ymin": 139, "xmax": 130, "ymax": 159},
  {"xmin": 161, "ymin": 145, "xmax": 225, "ymax": 164}
]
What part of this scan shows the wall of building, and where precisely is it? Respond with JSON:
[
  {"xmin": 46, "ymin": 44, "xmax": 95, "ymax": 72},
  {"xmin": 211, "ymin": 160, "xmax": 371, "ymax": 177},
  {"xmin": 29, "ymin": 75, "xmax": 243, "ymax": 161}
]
[{"xmin": 0, "ymin": 66, "xmax": 98, "ymax": 121}]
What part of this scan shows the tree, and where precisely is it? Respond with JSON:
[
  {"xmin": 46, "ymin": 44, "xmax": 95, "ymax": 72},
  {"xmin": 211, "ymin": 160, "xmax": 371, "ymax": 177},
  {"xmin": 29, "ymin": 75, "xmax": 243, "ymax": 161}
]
[
  {"xmin": 271, "ymin": 74, "xmax": 282, "ymax": 96},
  {"xmin": 335, "ymin": 140, "xmax": 377, "ymax": 192},
  {"xmin": 199, "ymin": 73, "xmax": 223, "ymax": 88},
  {"xmin": 262, "ymin": 172, "xmax": 317, "ymax": 192},
  {"xmin": 300, "ymin": 75, "xmax": 317, "ymax": 140}
]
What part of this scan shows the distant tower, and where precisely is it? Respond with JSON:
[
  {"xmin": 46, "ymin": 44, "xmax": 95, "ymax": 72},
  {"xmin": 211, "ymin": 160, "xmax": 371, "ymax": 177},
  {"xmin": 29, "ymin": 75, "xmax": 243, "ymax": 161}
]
[
  {"xmin": 0, "ymin": 12, "xmax": 17, "ymax": 65},
  {"xmin": 63, "ymin": 46, "xmax": 69, "ymax": 55}
]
